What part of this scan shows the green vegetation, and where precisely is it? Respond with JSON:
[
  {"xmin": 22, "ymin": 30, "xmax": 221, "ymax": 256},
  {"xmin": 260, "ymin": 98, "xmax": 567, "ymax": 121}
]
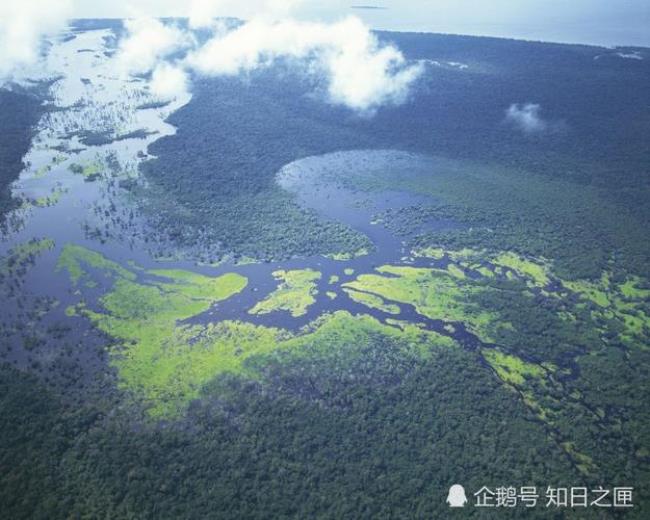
[
  {"xmin": 33, "ymin": 187, "xmax": 67, "ymax": 208},
  {"xmin": 326, "ymin": 247, "xmax": 370, "ymax": 261},
  {"xmin": 445, "ymin": 263, "xmax": 466, "ymax": 279},
  {"xmin": 69, "ymin": 161, "xmax": 102, "ymax": 181},
  {"xmin": 32, "ymin": 156, "xmax": 66, "ymax": 179},
  {"xmin": 0, "ymin": 86, "xmax": 45, "ymax": 224},
  {"xmin": 412, "ymin": 246, "xmax": 445, "ymax": 259},
  {"xmin": 56, "ymin": 244, "xmax": 135, "ymax": 285},
  {"xmin": 481, "ymin": 349, "xmax": 602, "ymax": 475},
  {"xmin": 483, "ymin": 349, "xmax": 547, "ymax": 386},
  {"xmin": 343, "ymin": 288, "xmax": 400, "ymax": 315},
  {"xmin": 353, "ymin": 243, "xmax": 649, "ymax": 358},
  {"xmin": 492, "ymin": 251, "xmax": 550, "ymax": 287},
  {"xmin": 280, "ymin": 311, "xmax": 455, "ymax": 362},
  {"xmin": 620, "ymin": 277, "xmax": 650, "ymax": 300},
  {"xmin": 561, "ymin": 271, "xmax": 650, "ymax": 347},
  {"xmin": 0, "ymin": 238, "xmax": 55, "ymax": 285},
  {"xmin": 475, "ymin": 265, "xmax": 495, "ymax": 278},
  {"xmin": 148, "ymin": 269, "xmax": 249, "ymax": 302},
  {"xmin": 105, "ymin": 315, "xmax": 282, "ymax": 417},
  {"xmin": 2, "ymin": 238, "xmax": 54, "ymax": 269},
  {"xmin": 561, "ymin": 441, "xmax": 597, "ymax": 477},
  {"xmin": 481, "ymin": 346, "xmax": 607, "ymax": 476},
  {"xmin": 1, "ymin": 325, "xmax": 589, "ymax": 519},
  {"xmin": 343, "ymin": 265, "xmax": 499, "ymax": 342},
  {"xmin": 417, "ymin": 248, "xmax": 531, "ymax": 284},
  {"xmin": 563, "ymin": 272, "xmax": 611, "ymax": 307},
  {"xmin": 58, "ymin": 245, "xmax": 250, "ymax": 417},
  {"xmin": 249, "ymin": 269, "xmax": 321, "ymax": 318},
  {"xmin": 351, "ymin": 153, "xmax": 649, "ymax": 281}
]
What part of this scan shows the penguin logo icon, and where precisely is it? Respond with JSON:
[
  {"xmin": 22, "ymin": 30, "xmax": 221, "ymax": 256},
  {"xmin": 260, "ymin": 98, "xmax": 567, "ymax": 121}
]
[{"xmin": 447, "ymin": 484, "xmax": 467, "ymax": 508}]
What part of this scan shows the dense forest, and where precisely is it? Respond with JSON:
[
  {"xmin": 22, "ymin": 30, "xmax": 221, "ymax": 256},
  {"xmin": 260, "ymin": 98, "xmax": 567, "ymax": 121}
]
[
  {"xmin": 0, "ymin": 87, "xmax": 45, "ymax": 224},
  {"xmin": 0, "ymin": 345, "xmax": 584, "ymax": 519},
  {"xmin": 141, "ymin": 32, "xmax": 650, "ymax": 276}
]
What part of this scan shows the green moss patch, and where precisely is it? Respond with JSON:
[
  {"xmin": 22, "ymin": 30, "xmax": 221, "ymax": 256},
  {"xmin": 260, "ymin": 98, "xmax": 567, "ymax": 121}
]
[
  {"xmin": 249, "ymin": 269, "xmax": 321, "ymax": 317},
  {"xmin": 282, "ymin": 311, "xmax": 458, "ymax": 363},
  {"xmin": 482, "ymin": 350, "xmax": 546, "ymax": 386},
  {"xmin": 412, "ymin": 247, "xmax": 445, "ymax": 260},
  {"xmin": 620, "ymin": 277, "xmax": 650, "ymax": 300},
  {"xmin": 562, "ymin": 271, "xmax": 650, "ymax": 346},
  {"xmin": 326, "ymin": 247, "xmax": 370, "ymax": 261},
  {"xmin": 564, "ymin": 277, "xmax": 610, "ymax": 308},
  {"xmin": 148, "ymin": 269, "xmax": 249, "ymax": 302},
  {"xmin": 56, "ymin": 244, "xmax": 136, "ymax": 285},
  {"xmin": 57, "ymin": 245, "xmax": 250, "ymax": 417},
  {"xmin": 342, "ymin": 265, "xmax": 498, "ymax": 342},
  {"xmin": 343, "ymin": 288, "xmax": 400, "ymax": 315},
  {"xmin": 492, "ymin": 252, "xmax": 550, "ymax": 288}
]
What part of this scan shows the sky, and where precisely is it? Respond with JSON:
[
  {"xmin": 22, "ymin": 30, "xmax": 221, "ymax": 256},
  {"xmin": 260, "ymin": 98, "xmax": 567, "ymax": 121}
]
[{"xmin": 72, "ymin": 0, "xmax": 650, "ymax": 47}]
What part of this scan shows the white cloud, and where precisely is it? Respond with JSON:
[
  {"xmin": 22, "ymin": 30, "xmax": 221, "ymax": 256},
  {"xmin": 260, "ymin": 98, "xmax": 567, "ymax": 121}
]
[
  {"xmin": 0, "ymin": 0, "xmax": 73, "ymax": 79},
  {"xmin": 188, "ymin": 0, "xmax": 302, "ymax": 28},
  {"xmin": 505, "ymin": 103, "xmax": 548, "ymax": 133},
  {"xmin": 150, "ymin": 62, "xmax": 189, "ymax": 100},
  {"xmin": 615, "ymin": 51, "xmax": 643, "ymax": 60},
  {"xmin": 116, "ymin": 17, "xmax": 190, "ymax": 75},
  {"xmin": 113, "ymin": 6, "xmax": 422, "ymax": 112},
  {"xmin": 188, "ymin": 0, "xmax": 220, "ymax": 29},
  {"xmin": 187, "ymin": 16, "xmax": 422, "ymax": 111}
]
